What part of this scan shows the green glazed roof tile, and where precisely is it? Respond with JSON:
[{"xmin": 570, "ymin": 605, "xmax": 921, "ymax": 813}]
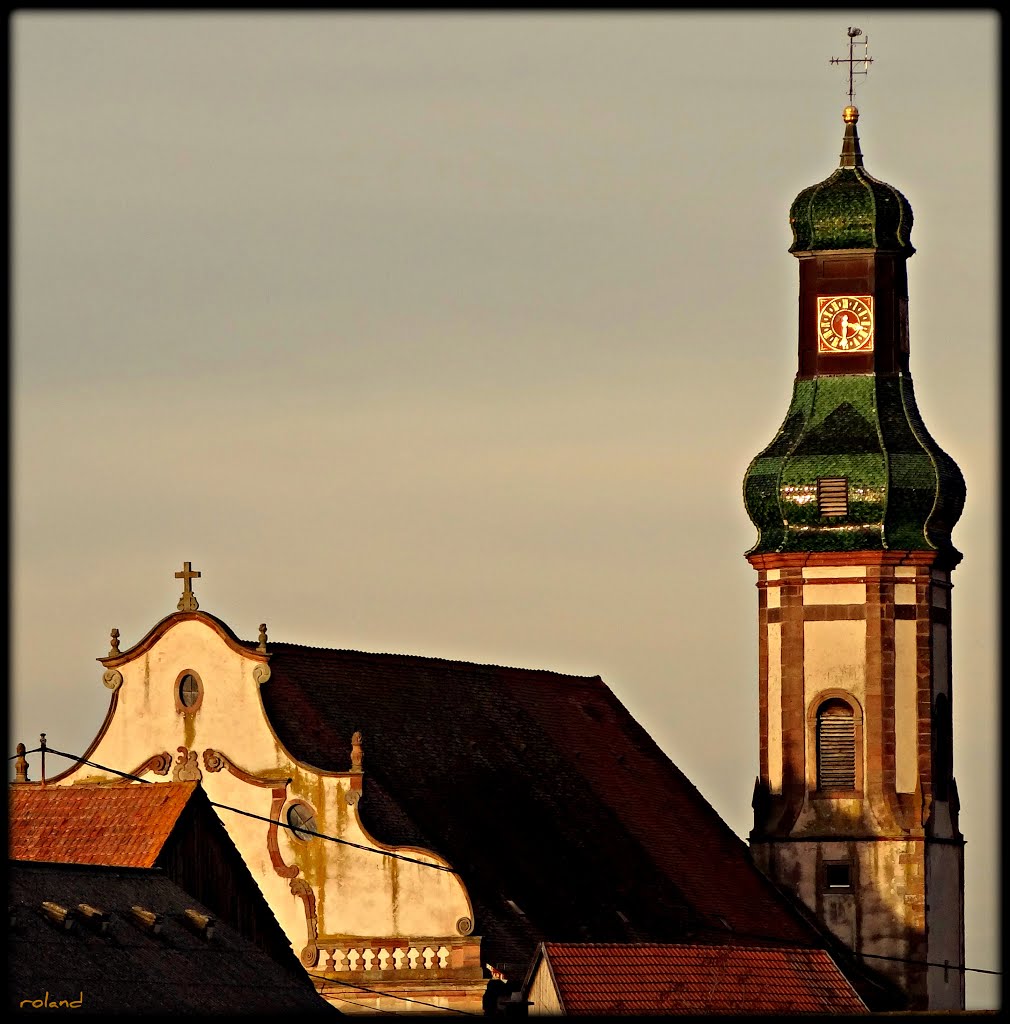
[
  {"xmin": 788, "ymin": 118, "xmax": 914, "ymax": 255},
  {"xmin": 743, "ymin": 374, "xmax": 964, "ymax": 560}
]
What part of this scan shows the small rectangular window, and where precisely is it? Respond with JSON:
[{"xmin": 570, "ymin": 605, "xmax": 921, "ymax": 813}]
[
  {"xmin": 824, "ymin": 863, "xmax": 852, "ymax": 891},
  {"xmin": 818, "ymin": 477, "xmax": 849, "ymax": 517}
]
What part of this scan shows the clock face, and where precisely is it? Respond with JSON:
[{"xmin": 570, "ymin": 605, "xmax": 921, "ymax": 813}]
[{"xmin": 817, "ymin": 295, "xmax": 874, "ymax": 352}]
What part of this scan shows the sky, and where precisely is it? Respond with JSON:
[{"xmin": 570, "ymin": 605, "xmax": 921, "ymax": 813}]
[{"xmin": 11, "ymin": 11, "xmax": 998, "ymax": 1008}]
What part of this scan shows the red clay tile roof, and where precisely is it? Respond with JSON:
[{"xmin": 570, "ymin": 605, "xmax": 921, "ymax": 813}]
[
  {"xmin": 256, "ymin": 644, "xmax": 823, "ymax": 971},
  {"xmin": 9, "ymin": 782, "xmax": 197, "ymax": 867},
  {"xmin": 536, "ymin": 942, "xmax": 867, "ymax": 1015}
]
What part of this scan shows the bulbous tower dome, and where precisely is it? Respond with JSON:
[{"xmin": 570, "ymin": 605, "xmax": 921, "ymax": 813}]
[
  {"xmin": 789, "ymin": 105, "xmax": 915, "ymax": 256},
  {"xmin": 742, "ymin": 107, "xmax": 965, "ymax": 566}
]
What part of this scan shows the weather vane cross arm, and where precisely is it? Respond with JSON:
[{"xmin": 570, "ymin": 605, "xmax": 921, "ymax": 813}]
[
  {"xmin": 830, "ymin": 26, "xmax": 873, "ymax": 106},
  {"xmin": 175, "ymin": 561, "xmax": 201, "ymax": 611}
]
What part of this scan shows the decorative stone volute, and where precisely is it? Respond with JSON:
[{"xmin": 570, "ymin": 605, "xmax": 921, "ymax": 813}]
[{"xmin": 172, "ymin": 746, "xmax": 202, "ymax": 782}]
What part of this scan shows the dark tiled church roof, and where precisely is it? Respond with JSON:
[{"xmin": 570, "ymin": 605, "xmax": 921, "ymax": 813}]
[
  {"xmin": 258, "ymin": 643, "xmax": 822, "ymax": 972},
  {"xmin": 742, "ymin": 373, "xmax": 966, "ymax": 559}
]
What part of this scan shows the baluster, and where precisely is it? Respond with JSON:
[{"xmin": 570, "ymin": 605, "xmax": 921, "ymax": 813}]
[
  {"xmin": 362, "ymin": 948, "xmax": 376, "ymax": 972},
  {"xmin": 407, "ymin": 946, "xmax": 419, "ymax": 970},
  {"xmin": 377, "ymin": 947, "xmax": 391, "ymax": 971},
  {"xmin": 348, "ymin": 948, "xmax": 361, "ymax": 972},
  {"xmin": 392, "ymin": 947, "xmax": 406, "ymax": 970},
  {"xmin": 436, "ymin": 945, "xmax": 450, "ymax": 968},
  {"xmin": 422, "ymin": 945, "xmax": 435, "ymax": 969}
]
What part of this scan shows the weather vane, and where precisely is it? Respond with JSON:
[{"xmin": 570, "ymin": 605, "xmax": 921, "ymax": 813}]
[{"xmin": 830, "ymin": 27, "xmax": 873, "ymax": 107}]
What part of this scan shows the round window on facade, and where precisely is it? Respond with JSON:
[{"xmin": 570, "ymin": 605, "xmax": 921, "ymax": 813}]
[
  {"xmin": 287, "ymin": 802, "xmax": 318, "ymax": 842},
  {"xmin": 179, "ymin": 674, "xmax": 200, "ymax": 707},
  {"xmin": 174, "ymin": 671, "xmax": 204, "ymax": 715}
]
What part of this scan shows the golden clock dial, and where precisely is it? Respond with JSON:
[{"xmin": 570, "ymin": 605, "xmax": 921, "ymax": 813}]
[{"xmin": 816, "ymin": 295, "xmax": 874, "ymax": 352}]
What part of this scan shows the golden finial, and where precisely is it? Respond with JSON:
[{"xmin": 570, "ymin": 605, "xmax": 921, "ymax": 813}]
[
  {"xmin": 257, "ymin": 623, "xmax": 268, "ymax": 653},
  {"xmin": 843, "ymin": 105, "xmax": 859, "ymax": 124},
  {"xmin": 109, "ymin": 628, "xmax": 121, "ymax": 656}
]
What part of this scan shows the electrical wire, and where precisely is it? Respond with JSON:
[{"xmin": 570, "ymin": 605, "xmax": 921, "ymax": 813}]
[
  {"xmin": 314, "ymin": 975, "xmax": 480, "ymax": 1015},
  {"xmin": 324, "ymin": 993, "xmax": 394, "ymax": 1013},
  {"xmin": 210, "ymin": 801, "xmax": 457, "ymax": 873},
  {"xmin": 30, "ymin": 746, "xmax": 457, "ymax": 873},
  {"xmin": 692, "ymin": 920, "xmax": 1000, "ymax": 977},
  {"xmin": 13, "ymin": 745, "xmax": 483, "ymax": 1015},
  {"xmin": 12, "ymin": 745, "xmax": 1001, "ymax": 981}
]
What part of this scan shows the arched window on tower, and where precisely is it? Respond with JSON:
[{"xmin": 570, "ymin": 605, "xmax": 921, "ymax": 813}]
[{"xmin": 816, "ymin": 698, "xmax": 856, "ymax": 791}]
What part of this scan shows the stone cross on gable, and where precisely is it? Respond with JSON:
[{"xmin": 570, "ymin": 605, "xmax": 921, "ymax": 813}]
[{"xmin": 175, "ymin": 561, "xmax": 201, "ymax": 611}]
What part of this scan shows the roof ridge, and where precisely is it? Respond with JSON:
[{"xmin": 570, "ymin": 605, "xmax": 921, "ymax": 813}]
[
  {"xmin": 251, "ymin": 640, "xmax": 604, "ymax": 681},
  {"xmin": 545, "ymin": 940, "xmax": 829, "ymax": 952}
]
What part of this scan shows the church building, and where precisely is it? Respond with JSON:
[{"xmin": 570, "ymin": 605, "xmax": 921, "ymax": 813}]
[
  {"xmin": 12, "ymin": 36, "xmax": 966, "ymax": 1018},
  {"xmin": 24, "ymin": 562, "xmax": 855, "ymax": 1014},
  {"xmin": 742, "ymin": 95, "xmax": 966, "ymax": 1011}
]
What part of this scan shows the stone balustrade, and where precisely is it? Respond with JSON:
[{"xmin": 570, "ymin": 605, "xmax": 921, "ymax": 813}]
[{"xmin": 313, "ymin": 933, "xmax": 483, "ymax": 981}]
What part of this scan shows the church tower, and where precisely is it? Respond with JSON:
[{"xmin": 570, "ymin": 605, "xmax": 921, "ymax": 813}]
[{"xmin": 742, "ymin": 36, "xmax": 966, "ymax": 1012}]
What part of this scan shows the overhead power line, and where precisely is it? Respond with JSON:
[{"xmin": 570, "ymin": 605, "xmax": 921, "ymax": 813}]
[
  {"xmin": 11, "ymin": 745, "xmax": 1001, "ymax": 982},
  {"xmin": 23, "ymin": 746, "xmax": 457, "ymax": 873},
  {"xmin": 693, "ymin": 920, "xmax": 1000, "ymax": 978},
  {"xmin": 11, "ymin": 745, "xmax": 481, "ymax": 1016},
  {"xmin": 314, "ymin": 975, "xmax": 480, "ymax": 1015}
]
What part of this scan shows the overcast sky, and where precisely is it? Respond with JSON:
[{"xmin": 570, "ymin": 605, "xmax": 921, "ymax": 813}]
[{"xmin": 11, "ymin": 11, "xmax": 998, "ymax": 1008}]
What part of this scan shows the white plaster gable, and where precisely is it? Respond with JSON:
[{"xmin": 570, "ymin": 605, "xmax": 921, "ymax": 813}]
[{"xmin": 52, "ymin": 611, "xmax": 477, "ymax": 982}]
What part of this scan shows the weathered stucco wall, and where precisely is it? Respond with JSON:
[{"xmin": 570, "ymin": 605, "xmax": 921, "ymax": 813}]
[
  {"xmin": 802, "ymin": 619, "xmax": 866, "ymax": 707},
  {"xmin": 766, "ymin": 837, "xmax": 927, "ymax": 1001}
]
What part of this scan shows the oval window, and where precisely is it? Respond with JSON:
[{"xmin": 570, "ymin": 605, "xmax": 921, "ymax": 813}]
[
  {"xmin": 287, "ymin": 803, "xmax": 318, "ymax": 842},
  {"xmin": 178, "ymin": 673, "xmax": 201, "ymax": 708}
]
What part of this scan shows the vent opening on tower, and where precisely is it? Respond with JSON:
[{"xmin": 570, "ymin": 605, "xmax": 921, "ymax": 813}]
[
  {"xmin": 817, "ymin": 477, "xmax": 849, "ymax": 517},
  {"xmin": 816, "ymin": 699, "xmax": 856, "ymax": 790}
]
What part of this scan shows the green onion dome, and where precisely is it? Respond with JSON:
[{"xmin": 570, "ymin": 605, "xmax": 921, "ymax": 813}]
[
  {"xmin": 789, "ymin": 106, "xmax": 915, "ymax": 256},
  {"xmin": 742, "ymin": 374, "xmax": 965, "ymax": 563},
  {"xmin": 743, "ymin": 106, "xmax": 965, "ymax": 565}
]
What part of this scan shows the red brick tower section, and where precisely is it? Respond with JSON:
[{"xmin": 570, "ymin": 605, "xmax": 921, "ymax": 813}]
[{"xmin": 742, "ymin": 105, "xmax": 966, "ymax": 1012}]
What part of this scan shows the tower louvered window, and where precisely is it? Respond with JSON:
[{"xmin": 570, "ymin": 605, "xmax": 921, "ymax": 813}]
[
  {"xmin": 817, "ymin": 699, "xmax": 856, "ymax": 790},
  {"xmin": 817, "ymin": 477, "xmax": 849, "ymax": 517}
]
